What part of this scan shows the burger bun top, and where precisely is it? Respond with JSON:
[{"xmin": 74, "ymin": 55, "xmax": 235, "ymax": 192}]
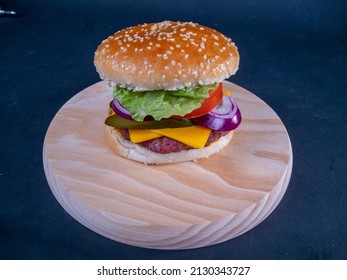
[{"xmin": 94, "ymin": 21, "xmax": 239, "ymax": 91}]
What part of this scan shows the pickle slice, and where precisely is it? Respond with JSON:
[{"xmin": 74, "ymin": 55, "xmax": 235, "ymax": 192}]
[{"xmin": 105, "ymin": 114, "xmax": 195, "ymax": 129}]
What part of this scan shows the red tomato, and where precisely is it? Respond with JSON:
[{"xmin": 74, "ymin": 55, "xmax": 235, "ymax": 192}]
[{"xmin": 181, "ymin": 82, "xmax": 223, "ymax": 119}]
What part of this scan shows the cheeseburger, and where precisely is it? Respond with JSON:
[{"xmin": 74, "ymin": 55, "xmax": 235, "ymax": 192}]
[{"xmin": 94, "ymin": 21, "xmax": 241, "ymax": 164}]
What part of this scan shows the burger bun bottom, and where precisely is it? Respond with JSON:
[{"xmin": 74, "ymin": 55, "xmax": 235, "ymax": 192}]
[{"xmin": 104, "ymin": 125, "xmax": 234, "ymax": 165}]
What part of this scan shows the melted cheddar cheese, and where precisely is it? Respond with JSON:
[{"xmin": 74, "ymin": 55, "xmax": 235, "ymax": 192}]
[{"xmin": 129, "ymin": 126, "xmax": 211, "ymax": 148}]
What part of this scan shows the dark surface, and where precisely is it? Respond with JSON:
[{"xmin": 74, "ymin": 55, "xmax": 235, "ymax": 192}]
[{"xmin": 1, "ymin": 0, "xmax": 346, "ymax": 259}]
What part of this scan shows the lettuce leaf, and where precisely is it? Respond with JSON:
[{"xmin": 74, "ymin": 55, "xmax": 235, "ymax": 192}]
[{"xmin": 112, "ymin": 84, "xmax": 217, "ymax": 121}]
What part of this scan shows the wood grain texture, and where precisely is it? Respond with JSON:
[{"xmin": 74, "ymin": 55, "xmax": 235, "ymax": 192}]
[{"xmin": 43, "ymin": 81, "xmax": 292, "ymax": 249}]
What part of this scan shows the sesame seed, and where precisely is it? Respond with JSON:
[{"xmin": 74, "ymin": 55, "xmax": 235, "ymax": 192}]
[
  {"xmin": 163, "ymin": 53, "xmax": 168, "ymax": 59},
  {"xmin": 157, "ymin": 54, "xmax": 162, "ymax": 57},
  {"xmin": 184, "ymin": 54, "xmax": 189, "ymax": 59},
  {"xmin": 164, "ymin": 66, "xmax": 170, "ymax": 70},
  {"xmin": 176, "ymin": 44, "xmax": 181, "ymax": 48},
  {"xmin": 214, "ymin": 41, "xmax": 219, "ymax": 46},
  {"xmin": 203, "ymin": 54, "xmax": 207, "ymax": 60},
  {"xmin": 162, "ymin": 75, "xmax": 166, "ymax": 80},
  {"xmin": 171, "ymin": 60, "xmax": 176, "ymax": 66}
]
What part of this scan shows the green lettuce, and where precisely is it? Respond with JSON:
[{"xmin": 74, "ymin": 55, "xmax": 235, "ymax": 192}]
[{"xmin": 112, "ymin": 84, "xmax": 217, "ymax": 121}]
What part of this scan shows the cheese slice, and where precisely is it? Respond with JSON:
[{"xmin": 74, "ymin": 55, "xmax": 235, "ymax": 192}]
[
  {"xmin": 129, "ymin": 126, "xmax": 211, "ymax": 148},
  {"xmin": 223, "ymin": 89, "xmax": 231, "ymax": 96},
  {"xmin": 129, "ymin": 129, "xmax": 161, "ymax": 143},
  {"xmin": 151, "ymin": 126, "xmax": 211, "ymax": 148}
]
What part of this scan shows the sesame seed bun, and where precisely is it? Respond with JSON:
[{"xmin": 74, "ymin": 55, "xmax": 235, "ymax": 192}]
[{"xmin": 94, "ymin": 21, "xmax": 239, "ymax": 91}]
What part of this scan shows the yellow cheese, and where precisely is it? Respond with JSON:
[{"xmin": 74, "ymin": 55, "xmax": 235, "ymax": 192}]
[
  {"xmin": 129, "ymin": 129, "xmax": 161, "ymax": 143},
  {"xmin": 151, "ymin": 126, "xmax": 211, "ymax": 148},
  {"xmin": 129, "ymin": 126, "xmax": 211, "ymax": 148},
  {"xmin": 223, "ymin": 89, "xmax": 231, "ymax": 96}
]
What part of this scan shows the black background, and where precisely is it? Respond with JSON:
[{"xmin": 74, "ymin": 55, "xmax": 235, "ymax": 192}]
[{"xmin": 1, "ymin": 0, "xmax": 346, "ymax": 259}]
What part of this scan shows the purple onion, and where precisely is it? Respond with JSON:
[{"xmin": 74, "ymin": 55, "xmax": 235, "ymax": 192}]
[
  {"xmin": 111, "ymin": 98, "xmax": 133, "ymax": 120},
  {"xmin": 192, "ymin": 95, "xmax": 242, "ymax": 131}
]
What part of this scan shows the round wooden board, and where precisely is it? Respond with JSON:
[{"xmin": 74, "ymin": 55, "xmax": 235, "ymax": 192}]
[{"xmin": 43, "ymin": 81, "xmax": 292, "ymax": 250}]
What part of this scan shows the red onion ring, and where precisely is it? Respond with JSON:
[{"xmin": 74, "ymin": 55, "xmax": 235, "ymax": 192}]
[
  {"xmin": 192, "ymin": 95, "xmax": 242, "ymax": 131},
  {"xmin": 111, "ymin": 99, "xmax": 133, "ymax": 120}
]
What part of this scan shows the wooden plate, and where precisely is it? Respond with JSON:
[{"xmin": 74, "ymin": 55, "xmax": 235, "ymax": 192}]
[{"xmin": 43, "ymin": 81, "xmax": 292, "ymax": 249}]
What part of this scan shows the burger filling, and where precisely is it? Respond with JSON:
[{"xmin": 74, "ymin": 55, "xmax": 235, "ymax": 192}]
[
  {"xmin": 105, "ymin": 83, "xmax": 242, "ymax": 154},
  {"xmin": 116, "ymin": 128, "xmax": 230, "ymax": 154}
]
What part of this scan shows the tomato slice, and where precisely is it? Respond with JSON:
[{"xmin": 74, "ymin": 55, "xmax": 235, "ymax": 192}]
[{"xmin": 181, "ymin": 82, "xmax": 223, "ymax": 119}]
